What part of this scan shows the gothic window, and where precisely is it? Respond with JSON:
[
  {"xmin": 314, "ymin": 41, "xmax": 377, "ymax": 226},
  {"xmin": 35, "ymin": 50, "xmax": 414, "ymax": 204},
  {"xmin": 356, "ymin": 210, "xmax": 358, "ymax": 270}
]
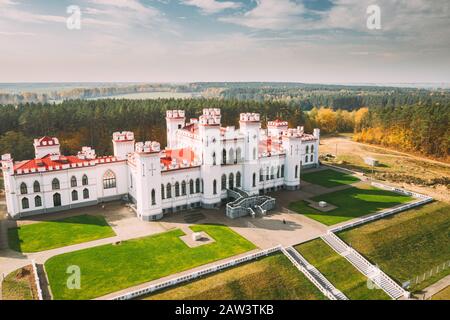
[
  {"xmin": 212, "ymin": 152, "xmax": 216, "ymax": 165},
  {"xmin": 260, "ymin": 168, "xmax": 264, "ymax": 182},
  {"xmin": 20, "ymin": 183, "xmax": 27, "ymax": 195},
  {"xmin": 229, "ymin": 173, "xmax": 234, "ymax": 189},
  {"xmin": 181, "ymin": 181, "xmax": 187, "ymax": 196},
  {"xmin": 213, "ymin": 180, "xmax": 217, "ymax": 195},
  {"xmin": 270, "ymin": 167, "xmax": 275, "ymax": 180},
  {"xmin": 277, "ymin": 166, "xmax": 280, "ymax": 178},
  {"xmin": 53, "ymin": 193, "xmax": 61, "ymax": 207},
  {"xmin": 196, "ymin": 179, "xmax": 200, "ymax": 193},
  {"xmin": 22, "ymin": 197, "xmax": 29, "ymax": 209},
  {"xmin": 252, "ymin": 173, "xmax": 256, "ymax": 187},
  {"xmin": 189, "ymin": 179, "xmax": 194, "ymax": 194},
  {"xmin": 82, "ymin": 174, "xmax": 88, "ymax": 186},
  {"xmin": 305, "ymin": 155, "xmax": 308, "ymax": 163},
  {"xmin": 34, "ymin": 195, "xmax": 42, "ymax": 207},
  {"xmin": 52, "ymin": 178, "xmax": 60, "ymax": 190},
  {"xmin": 221, "ymin": 174, "xmax": 227, "ymax": 190},
  {"xmin": 71, "ymin": 176, "xmax": 77, "ymax": 187},
  {"xmin": 311, "ymin": 145, "xmax": 314, "ymax": 153},
  {"xmin": 166, "ymin": 183, "xmax": 172, "ymax": 198},
  {"xmin": 266, "ymin": 167, "xmax": 270, "ymax": 181},
  {"xmin": 83, "ymin": 188, "xmax": 89, "ymax": 199},
  {"xmin": 151, "ymin": 189, "xmax": 156, "ymax": 205},
  {"xmin": 222, "ymin": 149, "xmax": 227, "ymax": 165},
  {"xmin": 295, "ymin": 165, "xmax": 299, "ymax": 179},
  {"xmin": 72, "ymin": 190, "xmax": 78, "ymax": 201},
  {"xmin": 311, "ymin": 155, "xmax": 314, "ymax": 162},
  {"xmin": 161, "ymin": 184, "xmax": 165, "ymax": 199},
  {"xmin": 236, "ymin": 172, "xmax": 241, "ymax": 188},
  {"xmin": 306, "ymin": 145, "xmax": 309, "ymax": 154},
  {"xmin": 281, "ymin": 165, "xmax": 285, "ymax": 178},
  {"xmin": 201, "ymin": 179, "xmax": 204, "ymax": 194},
  {"xmin": 103, "ymin": 170, "xmax": 116, "ymax": 189},
  {"xmin": 33, "ymin": 181, "xmax": 40, "ymax": 193},
  {"xmin": 175, "ymin": 182, "xmax": 180, "ymax": 197}
]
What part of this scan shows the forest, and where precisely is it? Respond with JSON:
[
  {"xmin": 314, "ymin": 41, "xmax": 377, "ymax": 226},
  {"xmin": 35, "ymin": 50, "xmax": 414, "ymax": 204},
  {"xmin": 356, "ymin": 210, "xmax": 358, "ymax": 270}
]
[{"xmin": 0, "ymin": 98, "xmax": 448, "ymax": 162}]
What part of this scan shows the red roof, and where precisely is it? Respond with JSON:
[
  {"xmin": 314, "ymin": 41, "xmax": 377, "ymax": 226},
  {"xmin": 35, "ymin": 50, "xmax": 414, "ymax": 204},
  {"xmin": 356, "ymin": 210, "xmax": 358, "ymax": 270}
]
[{"xmin": 161, "ymin": 147, "xmax": 196, "ymax": 167}]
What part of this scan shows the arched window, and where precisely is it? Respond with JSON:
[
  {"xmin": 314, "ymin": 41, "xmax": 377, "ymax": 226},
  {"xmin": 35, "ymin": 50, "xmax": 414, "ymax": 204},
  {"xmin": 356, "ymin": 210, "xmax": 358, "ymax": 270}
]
[
  {"xmin": 213, "ymin": 180, "xmax": 217, "ymax": 195},
  {"xmin": 52, "ymin": 178, "xmax": 60, "ymax": 190},
  {"xmin": 196, "ymin": 179, "xmax": 200, "ymax": 193},
  {"xmin": 201, "ymin": 179, "xmax": 204, "ymax": 194},
  {"xmin": 71, "ymin": 176, "xmax": 77, "ymax": 187},
  {"xmin": 181, "ymin": 181, "xmax": 186, "ymax": 196},
  {"xmin": 161, "ymin": 184, "xmax": 165, "ymax": 199},
  {"xmin": 212, "ymin": 152, "xmax": 216, "ymax": 166},
  {"xmin": 151, "ymin": 189, "xmax": 156, "ymax": 205},
  {"xmin": 166, "ymin": 183, "xmax": 172, "ymax": 198},
  {"xmin": 306, "ymin": 145, "xmax": 309, "ymax": 154},
  {"xmin": 252, "ymin": 173, "xmax": 256, "ymax": 187},
  {"xmin": 228, "ymin": 148, "xmax": 234, "ymax": 164},
  {"xmin": 83, "ymin": 188, "xmax": 89, "ymax": 199},
  {"xmin": 222, "ymin": 149, "xmax": 227, "ymax": 165},
  {"xmin": 311, "ymin": 145, "xmax": 314, "ymax": 153},
  {"xmin": 34, "ymin": 195, "xmax": 42, "ymax": 207},
  {"xmin": 270, "ymin": 167, "xmax": 275, "ymax": 180},
  {"xmin": 236, "ymin": 172, "xmax": 241, "ymax": 188},
  {"xmin": 189, "ymin": 179, "xmax": 194, "ymax": 194},
  {"xmin": 236, "ymin": 148, "xmax": 242, "ymax": 163},
  {"xmin": 310, "ymin": 155, "xmax": 314, "ymax": 162},
  {"xmin": 260, "ymin": 168, "xmax": 264, "ymax": 181},
  {"xmin": 221, "ymin": 174, "xmax": 227, "ymax": 190},
  {"xmin": 82, "ymin": 174, "xmax": 88, "ymax": 186},
  {"xmin": 22, "ymin": 197, "xmax": 29, "ymax": 209},
  {"xmin": 175, "ymin": 182, "xmax": 180, "ymax": 197},
  {"xmin": 33, "ymin": 181, "xmax": 40, "ymax": 193},
  {"xmin": 20, "ymin": 183, "xmax": 27, "ymax": 195},
  {"xmin": 103, "ymin": 170, "xmax": 116, "ymax": 189},
  {"xmin": 53, "ymin": 193, "xmax": 61, "ymax": 207},
  {"xmin": 277, "ymin": 166, "xmax": 280, "ymax": 178},
  {"xmin": 305, "ymin": 155, "xmax": 308, "ymax": 163},
  {"xmin": 229, "ymin": 173, "xmax": 234, "ymax": 189},
  {"xmin": 295, "ymin": 165, "xmax": 299, "ymax": 178},
  {"xmin": 72, "ymin": 190, "xmax": 78, "ymax": 201},
  {"xmin": 281, "ymin": 165, "xmax": 285, "ymax": 178}
]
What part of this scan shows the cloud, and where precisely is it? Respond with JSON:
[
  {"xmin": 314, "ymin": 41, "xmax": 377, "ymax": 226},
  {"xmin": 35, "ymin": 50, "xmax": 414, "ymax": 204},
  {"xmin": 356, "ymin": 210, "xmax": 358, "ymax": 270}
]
[{"xmin": 181, "ymin": 0, "xmax": 241, "ymax": 14}]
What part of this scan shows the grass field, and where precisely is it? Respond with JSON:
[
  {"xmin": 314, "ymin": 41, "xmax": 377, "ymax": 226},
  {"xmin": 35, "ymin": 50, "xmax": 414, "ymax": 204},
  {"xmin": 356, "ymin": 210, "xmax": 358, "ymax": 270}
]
[
  {"xmin": 45, "ymin": 224, "xmax": 256, "ymax": 300},
  {"xmin": 1, "ymin": 266, "xmax": 37, "ymax": 300},
  {"xmin": 289, "ymin": 184, "xmax": 413, "ymax": 225},
  {"xmin": 295, "ymin": 239, "xmax": 390, "ymax": 300},
  {"xmin": 143, "ymin": 253, "xmax": 326, "ymax": 300},
  {"xmin": 8, "ymin": 214, "xmax": 116, "ymax": 253},
  {"xmin": 301, "ymin": 169, "xmax": 360, "ymax": 188},
  {"xmin": 432, "ymin": 286, "xmax": 450, "ymax": 300},
  {"xmin": 338, "ymin": 201, "xmax": 450, "ymax": 291}
]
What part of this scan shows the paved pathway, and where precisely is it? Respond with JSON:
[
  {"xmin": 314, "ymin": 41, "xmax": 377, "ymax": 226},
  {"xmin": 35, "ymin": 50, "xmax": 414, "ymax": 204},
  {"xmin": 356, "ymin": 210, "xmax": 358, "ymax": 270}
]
[{"xmin": 419, "ymin": 275, "xmax": 450, "ymax": 300}]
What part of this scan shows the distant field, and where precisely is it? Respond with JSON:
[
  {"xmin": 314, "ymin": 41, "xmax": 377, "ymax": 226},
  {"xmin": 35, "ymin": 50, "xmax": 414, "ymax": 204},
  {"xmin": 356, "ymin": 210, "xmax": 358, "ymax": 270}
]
[
  {"xmin": 295, "ymin": 239, "xmax": 389, "ymax": 300},
  {"xmin": 338, "ymin": 201, "xmax": 450, "ymax": 291},
  {"xmin": 45, "ymin": 224, "xmax": 256, "ymax": 300},
  {"xmin": 301, "ymin": 169, "xmax": 360, "ymax": 188},
  {"xmin": 289, "ymin": 184, "xmax": 413, "ymax": 225},
  {"xmin": 143, "ymin": 253, "xmax": 326, "ymax": 300},
  {"xmin": 8, "ymin": 214, "xmax": 115, "ymax": 253}
]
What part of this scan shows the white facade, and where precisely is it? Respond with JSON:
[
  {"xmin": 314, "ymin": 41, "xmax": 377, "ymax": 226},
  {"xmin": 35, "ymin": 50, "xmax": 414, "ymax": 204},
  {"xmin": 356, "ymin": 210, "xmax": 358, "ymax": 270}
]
[{"xmin": 1, "ymin": 109, "xmax": 319, "ymax": 221}]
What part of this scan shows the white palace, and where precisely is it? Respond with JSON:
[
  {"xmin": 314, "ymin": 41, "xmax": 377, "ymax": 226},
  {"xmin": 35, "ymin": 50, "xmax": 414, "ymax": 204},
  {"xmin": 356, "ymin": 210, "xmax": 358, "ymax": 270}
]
[{"xmin": 1, "ymin": 108, "xmax": 319, "ymax": 221}]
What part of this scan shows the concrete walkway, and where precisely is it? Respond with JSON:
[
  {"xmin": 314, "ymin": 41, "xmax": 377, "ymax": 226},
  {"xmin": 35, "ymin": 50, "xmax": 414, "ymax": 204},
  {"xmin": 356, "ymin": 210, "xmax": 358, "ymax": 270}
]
[{"xmin": 419, "ymin": 275, "xmax": 450, "ymax": 300}]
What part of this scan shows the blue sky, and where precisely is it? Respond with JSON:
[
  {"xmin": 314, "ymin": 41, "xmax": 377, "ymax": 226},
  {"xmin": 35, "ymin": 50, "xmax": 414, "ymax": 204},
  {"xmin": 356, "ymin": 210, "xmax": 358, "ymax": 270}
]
[{"xmin": 0, "ymin": 0, "xmax": 449, "ymax": 83}]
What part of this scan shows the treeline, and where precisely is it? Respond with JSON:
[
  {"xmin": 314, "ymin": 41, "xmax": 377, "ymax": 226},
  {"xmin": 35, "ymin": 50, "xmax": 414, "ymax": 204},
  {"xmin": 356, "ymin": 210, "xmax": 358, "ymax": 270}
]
[
  {"xmin": 354, "ymin": 105, "xmax": 449, "ymax": 159},
  {"xmin": 0, "ymin": 99, "xmax": 306, "ymax": 160}
]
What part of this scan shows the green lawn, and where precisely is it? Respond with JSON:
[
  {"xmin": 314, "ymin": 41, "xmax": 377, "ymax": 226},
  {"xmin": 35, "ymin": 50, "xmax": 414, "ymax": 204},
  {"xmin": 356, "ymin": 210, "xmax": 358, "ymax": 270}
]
[
  {"xmin": 45, "ymin": 224, "xmax": 257, "ymax": 300},
  {"xmin": 295, "ymin": 239, "xmax": 390, "ymax": 300},
  {"xmin": 338, "ymin": 201, "xmax": 450, "ymax": 292},
  {"xmin": 8, "ymin": 214, "xmax": 116, "ymax": 253},
  {"xmin": 143, "ymin": 253, "xmax": 326, "ymax": 300},
  {"xmin": 301, "ymin": 169, "xmax": 360, "ymax": 188},
  {"xmin": 289, "ymin": 184, "xmax": 413, "ymax": 225}
]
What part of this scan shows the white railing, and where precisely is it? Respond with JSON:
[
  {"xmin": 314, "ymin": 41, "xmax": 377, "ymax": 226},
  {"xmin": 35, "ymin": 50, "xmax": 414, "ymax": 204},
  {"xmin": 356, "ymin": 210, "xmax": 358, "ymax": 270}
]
[
  {"xmin": 31, "ymin": 259, "xmax": 43, "ymax": 300},
  {"xmin": 112, "ymin": 246, "xmax": 283, "ymax": 300},
  {"xmin": 370, "ymin": 182, "xmax": 432, "ymax": 200}
]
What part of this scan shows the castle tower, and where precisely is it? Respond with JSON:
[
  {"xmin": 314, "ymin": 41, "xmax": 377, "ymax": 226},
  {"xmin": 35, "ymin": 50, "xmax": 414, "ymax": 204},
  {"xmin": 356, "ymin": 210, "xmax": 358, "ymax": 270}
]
[
  {"xmin": 198, "ymin": 108, "xmax": 222, "ymax": 208},
  {"xmin": 282, "ymin": 129, "xmax": 302, "ymax": 190},
  {"xmin": 239, "ymin": 113, "xmax": 261, "ymax": 194},
  {"xmin": 33, "ymin": 136, "xmax": 60, "ymax": 159},
  {"xmin": 1, "ymin": 154, "xmax": 19, "ymax": 217},
  {"xmin": 133, "ymin": 141, "xmax": 163, "ymax": 221},
  {"xmin": 112, "ymin": 131, "xmax": 135, "ymax": 160},
  {"xmin": 166, "ymin": 110, "xmax": 186, "ymax": 149},
  {"xmin": 267, "ymin": 120, "xmax": 288, "ymax": 137}
]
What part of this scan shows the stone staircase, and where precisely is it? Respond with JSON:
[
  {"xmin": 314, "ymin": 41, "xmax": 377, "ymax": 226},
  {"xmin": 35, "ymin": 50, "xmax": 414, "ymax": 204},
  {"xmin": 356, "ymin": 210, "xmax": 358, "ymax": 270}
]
[{"xmin": 321, "ymin": 232, "xmax": 408, "ymax": 300}]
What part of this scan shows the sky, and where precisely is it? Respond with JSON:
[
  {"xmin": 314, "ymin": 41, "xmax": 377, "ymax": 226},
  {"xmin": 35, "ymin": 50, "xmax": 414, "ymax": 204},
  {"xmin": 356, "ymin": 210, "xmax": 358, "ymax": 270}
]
[{"xmin": 0, "ymin": 0, "xmax": 449, "ymax": 84}]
